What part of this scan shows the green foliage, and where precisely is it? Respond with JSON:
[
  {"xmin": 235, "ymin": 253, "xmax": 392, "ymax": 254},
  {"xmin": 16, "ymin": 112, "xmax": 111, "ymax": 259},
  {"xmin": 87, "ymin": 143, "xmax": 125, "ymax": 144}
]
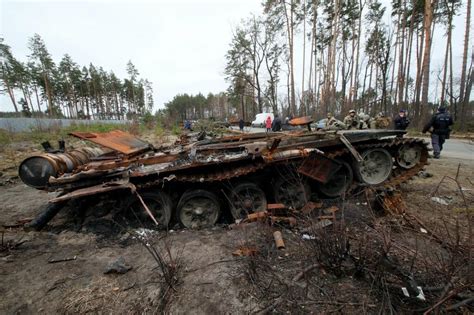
[
  {"xmin": 0, "ymin": 129, "xmax": 12, "ymax": 146},
  {"xmin": 1, "ymin": 35, "xmax": 154, "ymax": 119},
  {"xmin": 171, "ymin": 124, "xmax": 181, "ymax": 135},
  {"xmin": 142, "ymin": 111, "xmax": 155, "ymax": 128},
  {"xmin": 165, "ymin": 92, "xmax": 229, "ymax": 122},
  {"xmin": 155, "ymin": 123, "xmax": 165, "ymax": 137},
  {"xmin": 62, "ymin": 122, "xmax": 129, "ymax": 134}
]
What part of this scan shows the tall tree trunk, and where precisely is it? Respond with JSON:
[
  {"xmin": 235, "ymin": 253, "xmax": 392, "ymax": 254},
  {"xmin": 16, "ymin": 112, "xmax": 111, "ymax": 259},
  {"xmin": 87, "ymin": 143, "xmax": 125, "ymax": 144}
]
[
  {"xmin": 353, "ymin": 0, "xmax": 365, "ymax": 106},
  {"xmin": 448, "ymin": 37, "xmax": 454, "ymax": 111},
  {"xmin": 282, "ymin": 1, "xmax": 296, "ymax": 115},
  {"xmin": 330, "ymin": 0, "xmax": 340, "ymax": 110},
  {"xmin": 391, "ymin": 8, "xmax": 402, "ymax": 107},
  {"xmin": 397, "ymin": 0, "xmax": 407, "ymax": 108},
  {"xmin": 461, "ymin": 52, "xmax": 473, "ymax": 124},
  {"xmin": 404, "ymin": 2, "xmax": 416, "ymax": 105},
  {"xmin": 33, "ymin": 85, "xmax": 41, "ymax": 113},
  {"xmin": 308, "ymin": 20, "xmax": 315, "ymax": 113},
  {"xmin": 362, "ymin": 61, "xmax": 369, "ymax": 106},
  {"xmin": 43, "ymin": 73, "xmax": 54, "ymax": 116},
  {"xmin": 4, "ymin": 79, "xmax": 19, "ymax": 112},
  {"xmin": 440, "ymin": 18, "xmax": 451, "ymax": 105},
  {"xmin": 341, "ymin": 42, "xmax": 347, "ymax": 112},
  {"xmin": 414, "ymin": 26, "xmax": 425, "ymax": 120},
  {"xmin": 20, "ymin": 84, "xmax": 31, "ymax": 113},
  {"xmin": 301, "ymin": 0, "xmax": 307, "ymax": 115},
  {"xmin": 348, "ymin": 24, "xmax": 356, "ymax": 108},
  {"xmin": 420, "ymin": 0, "xmax": 435, "ymax": 125},
  {"xmin": 459, "ymin": 0, "xmax": 471, "ymax": 130}
]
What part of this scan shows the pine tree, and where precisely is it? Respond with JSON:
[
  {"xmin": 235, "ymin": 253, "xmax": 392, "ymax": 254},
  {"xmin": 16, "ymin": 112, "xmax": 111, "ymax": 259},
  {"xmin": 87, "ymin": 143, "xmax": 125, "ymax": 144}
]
[
  {"xmin": 0, "ymin": 38, "xmax": 20, "ymax": 112},
  {"xmin": 28, "ymin": 34, "xmax": 56, "ymax": 116}
]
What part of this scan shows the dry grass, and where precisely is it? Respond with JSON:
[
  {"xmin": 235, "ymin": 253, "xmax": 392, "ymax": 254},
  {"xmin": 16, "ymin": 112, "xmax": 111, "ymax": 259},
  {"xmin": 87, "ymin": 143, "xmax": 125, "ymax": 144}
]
[{"xmin": 235, "ymin": 172, "xmax": 473, "ymax": 314}]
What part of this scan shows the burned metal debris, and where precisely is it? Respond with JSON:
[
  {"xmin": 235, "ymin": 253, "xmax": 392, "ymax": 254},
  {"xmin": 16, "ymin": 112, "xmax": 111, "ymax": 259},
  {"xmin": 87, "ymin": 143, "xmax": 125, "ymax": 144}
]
[{"xmin": 19, "ymin": 127, "xmax": 430, "ymax": 230}]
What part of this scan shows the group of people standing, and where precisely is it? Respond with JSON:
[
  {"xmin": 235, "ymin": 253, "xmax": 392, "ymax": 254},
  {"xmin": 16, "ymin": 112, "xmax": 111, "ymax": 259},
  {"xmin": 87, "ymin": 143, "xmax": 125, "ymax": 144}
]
[
  {"xmin": 264, "ymin": 115, "xmax": 282, "ymax": 132},
  {"xmin": 330, "ymin": 107, "xmax": 453, "ymax": 159},
  {"xmin": 237, "ymin": 106, "xmax": 453, "ymax": 159}
]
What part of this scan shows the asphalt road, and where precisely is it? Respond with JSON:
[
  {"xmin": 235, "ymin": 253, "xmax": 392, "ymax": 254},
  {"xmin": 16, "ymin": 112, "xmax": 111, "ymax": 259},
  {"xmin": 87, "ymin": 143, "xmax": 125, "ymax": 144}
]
[
  {"xmin": 421, "ymin": 137, "xmax": 473, "ymax": 160},
  {"xmin": 230, "ymin": 126, "xmax": 473, "ymax": 160}
]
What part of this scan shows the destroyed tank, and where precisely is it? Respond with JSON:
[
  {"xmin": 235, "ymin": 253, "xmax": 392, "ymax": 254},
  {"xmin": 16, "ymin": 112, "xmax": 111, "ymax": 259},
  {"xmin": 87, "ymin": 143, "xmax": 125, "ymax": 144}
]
[{"xmin": 19, "ymin": 124, "xmax": 429, "ymax": 230}]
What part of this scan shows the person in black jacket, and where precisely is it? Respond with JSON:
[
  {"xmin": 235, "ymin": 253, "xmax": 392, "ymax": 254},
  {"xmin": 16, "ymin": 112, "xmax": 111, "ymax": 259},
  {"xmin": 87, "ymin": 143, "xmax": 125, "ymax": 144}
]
[
  {"xmin": 238, "ymin": 118, "xmax": 244, "ymax": 132},
  {"xmin": 394, "ymin": 109, "xmax": 410, "ymax": 130},
  {"xmin": 272, "ymin": 114, "xmax": 282, "ymax": 131},
  {"xmin": 422, "ymin": 107, "xmax": 453, "ymax": 159}
]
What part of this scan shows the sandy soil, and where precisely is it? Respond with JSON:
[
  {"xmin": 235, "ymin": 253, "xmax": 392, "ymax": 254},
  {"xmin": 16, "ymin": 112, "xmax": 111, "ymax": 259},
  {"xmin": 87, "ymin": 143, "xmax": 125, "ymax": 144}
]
[{"xmin": 0, "ymin": 146, "xmax": 472, "ymax": 313}]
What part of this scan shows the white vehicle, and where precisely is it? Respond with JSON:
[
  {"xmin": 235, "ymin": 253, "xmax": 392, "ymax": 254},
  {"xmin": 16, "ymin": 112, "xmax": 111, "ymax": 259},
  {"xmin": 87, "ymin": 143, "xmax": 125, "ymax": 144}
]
[{"xmin": 251, "ymin": 113, "xmax": 274, "ymax": 127}]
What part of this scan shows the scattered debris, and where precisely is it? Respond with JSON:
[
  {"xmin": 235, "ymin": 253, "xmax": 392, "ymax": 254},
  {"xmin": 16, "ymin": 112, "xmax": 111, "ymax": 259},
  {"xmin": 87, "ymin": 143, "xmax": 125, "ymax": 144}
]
[
  {"xmin": 270, "ymin": 216, "xmax": 297, "ymax": 227},
  {"xmin": 430, "ymin": 196, "xmax": 450, "ymax": 205},
  {"xmin": 104, "ymin": 256, "xmax": 132, "ymax": 274},
  {"xmin": 418, "ymin": 170, "xmax": 433, "ymax": 178},
  {"xmin": 301, "ymin": 219, "xmax": 333, "ymax": 233},
  {"xmin": 48, "ymin": 256, "xmax": 77, "ymax": 264},
  {"xmin": 246, "ymin": 211, "xmax": 269, "ymax": 222},
  {"xmin": 301, "ymin": 201, "xmax": 323, "ymax": 214},
  {"xmin": 301, "ymin": 234, "xmax": 316, "ymax": 240},
  {"xmin": 134, "ymin": 228, "xmax": 157, "ymax": 239},
  {"xmin": 0, "ymin": 232, "xmax": 27, "ymax": 252},
  {"xmin": 380, "ymin": 190, "xmax": 407, "ymax": 214},
  {"xmin": 2, "ymin": 218, "xmax": 33, "ymax": 229},
  {"xmin": 273, "ymin": 231, "xmax": 285, "ymax": 249},
  {"xmin": 402, "ymin": 286, "xmax": 426, "ymax": 301},
  {"xmin": 232, "ymin": 246, "xmax": 258, "ymax": 257}
]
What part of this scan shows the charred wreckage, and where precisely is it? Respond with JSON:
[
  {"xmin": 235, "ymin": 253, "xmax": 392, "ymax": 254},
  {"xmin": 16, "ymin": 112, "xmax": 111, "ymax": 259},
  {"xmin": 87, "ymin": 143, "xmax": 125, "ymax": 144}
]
[{"xmin": 18, "ymin": 125, "xmax": 429, "ymax": 230}]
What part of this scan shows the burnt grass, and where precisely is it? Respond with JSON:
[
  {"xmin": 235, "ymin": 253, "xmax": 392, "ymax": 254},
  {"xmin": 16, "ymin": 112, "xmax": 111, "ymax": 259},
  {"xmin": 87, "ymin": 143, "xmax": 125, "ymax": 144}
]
[
  {"xmin": 232, "ymin": 172, "xmax": 473, "ymax": 314},
  {"xmin": 0, "ymin": 158, "xmax": 473, "ymax": 314}
]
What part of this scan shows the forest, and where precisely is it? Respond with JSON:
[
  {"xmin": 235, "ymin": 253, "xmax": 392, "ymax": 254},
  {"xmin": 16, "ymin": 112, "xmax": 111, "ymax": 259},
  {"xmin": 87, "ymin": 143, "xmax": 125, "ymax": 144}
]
[
  {"xmin": 1, "ymin": 0, "xmax": 473, "ymax": 130},
  {"xmin": 222, "ymin": 0, "xmax": 473, "ymax": 129},
  {"xmin": 0, "ymin": 34, "xmax": 153, "ymax": 120}
]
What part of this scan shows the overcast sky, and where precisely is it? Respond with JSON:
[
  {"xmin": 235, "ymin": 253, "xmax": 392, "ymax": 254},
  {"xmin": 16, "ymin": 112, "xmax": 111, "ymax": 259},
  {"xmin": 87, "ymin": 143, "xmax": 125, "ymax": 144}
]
[
  {"xmin": 0, "ymin": 0, "xmax": 262, "ymax": 112},
  {"xmin": 0, "ymin": 0, "xmax": 471, "ymax": 113}
]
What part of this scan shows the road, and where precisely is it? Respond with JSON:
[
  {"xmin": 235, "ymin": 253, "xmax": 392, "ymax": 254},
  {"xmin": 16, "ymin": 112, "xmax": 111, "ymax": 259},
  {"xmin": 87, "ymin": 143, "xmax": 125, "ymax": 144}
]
[
  {"xmin": 421, "ymin": 137, "xmax": 473, "ymax": 160},
  {"xmin": 230, "ymin": 126, "xmax": 473, "ymax": 160}
]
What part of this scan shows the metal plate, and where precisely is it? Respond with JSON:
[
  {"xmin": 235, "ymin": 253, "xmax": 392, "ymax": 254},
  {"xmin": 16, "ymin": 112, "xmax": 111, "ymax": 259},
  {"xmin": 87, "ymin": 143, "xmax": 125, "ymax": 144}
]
[
  {"xmin": 289, "ymin": 116, "xmax": 314, "ymax": 126},
  {"xmin": 298, "ymin": 153, "xmax": 341, "ymax": 183},
  {"xmin": 69, "ymin": 130, "xmax": 150, "ymax": 155}
]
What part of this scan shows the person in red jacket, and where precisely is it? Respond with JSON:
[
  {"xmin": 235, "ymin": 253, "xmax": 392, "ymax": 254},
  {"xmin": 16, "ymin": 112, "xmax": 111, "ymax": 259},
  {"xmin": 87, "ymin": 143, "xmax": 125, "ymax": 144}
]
[{"xmin": 265, "ymin": 116, "xmax": 272, "ymax": 132}]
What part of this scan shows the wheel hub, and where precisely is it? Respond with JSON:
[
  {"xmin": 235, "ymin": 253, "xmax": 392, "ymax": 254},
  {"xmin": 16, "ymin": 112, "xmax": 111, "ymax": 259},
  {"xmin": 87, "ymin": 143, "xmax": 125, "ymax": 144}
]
[
  {"xmin": 230, "ymin": 183, "xmax": 267, "ymax": 220},
  {"xmin": 356, "ymin": 148, "xmax": 393, "ymax": 185},
  {"xmin": 397, "ymin": 144, "xmax": 422, "ymax": 169},
  {"xmin": 178, "ymin": 190, "xmax": 220, "ymax": 229},
  {"xmin": 193, "ymin": 207, "xmax": 204, "ymax": 216},
  {"xmin": 274, "ymin": 177, "xmax": 310, "ymax": 210},
  {"xmin": 243, "ymin": 198, "xmax": 253, "ymax": 209}
]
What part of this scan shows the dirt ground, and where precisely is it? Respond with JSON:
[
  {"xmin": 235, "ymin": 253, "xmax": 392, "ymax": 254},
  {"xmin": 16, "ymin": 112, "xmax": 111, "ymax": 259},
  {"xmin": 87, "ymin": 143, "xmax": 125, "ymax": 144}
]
[{"xmin": 0, "ymin": 140, "xmax": 472, "ymax": 314}]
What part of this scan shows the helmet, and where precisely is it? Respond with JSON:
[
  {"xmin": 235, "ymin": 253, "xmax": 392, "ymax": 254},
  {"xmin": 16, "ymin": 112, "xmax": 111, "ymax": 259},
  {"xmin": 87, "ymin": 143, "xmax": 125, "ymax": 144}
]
[
  {"xmin": 438, "ymin": 106, "xmax": 446, "ymax": 113},
  {"xmin": 327, "ymin": 113, "xmax": 333, "ymax": 118},
  {"xmin": 349, "ymin": 109, "xmax": 356, "ymax": 114}
]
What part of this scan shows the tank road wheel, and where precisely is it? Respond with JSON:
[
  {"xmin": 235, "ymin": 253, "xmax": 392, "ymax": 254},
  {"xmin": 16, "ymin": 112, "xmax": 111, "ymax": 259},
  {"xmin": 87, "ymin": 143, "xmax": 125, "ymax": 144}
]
[
  {"xmin": 317, "ymin": 161, "xmax": 354, "ymax": 198},
  {"xmin": 126, "ymin": 191, "xmax": 172, "ymax": 228},
  {"xmin": 177, "ymin": 190, "xmax": 220, "ymax": 229},
  {"xmin": 396, "ymin": 144, "xmax": 422, "ymax": 169},
  {"xmin": 230, "ymin": 182, "xmax": 267, "ymax": 220},
  {"xmin": 355, "ymin": 148, "xmax": 393, "ymax": 185},
  {"xmin": 274, "ymin": 177, "xmax": 311, "ymax": 209}
]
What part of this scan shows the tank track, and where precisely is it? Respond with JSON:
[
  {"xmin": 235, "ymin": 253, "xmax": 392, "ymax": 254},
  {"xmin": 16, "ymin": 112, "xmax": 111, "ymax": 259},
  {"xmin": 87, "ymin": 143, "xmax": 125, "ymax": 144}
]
[
  {"xmin": 139, "ymin": 137, "xmax": 429, "ymax": 191},
  {"xmin": 326, "ymin": 137, "xmax": 430, "ymax": 189}
]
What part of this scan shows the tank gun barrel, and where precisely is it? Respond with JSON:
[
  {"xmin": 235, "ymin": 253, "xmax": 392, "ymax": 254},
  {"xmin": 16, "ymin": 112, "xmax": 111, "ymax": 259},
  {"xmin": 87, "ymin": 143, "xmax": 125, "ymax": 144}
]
[{"xmin": 19, "ymin": 147, "xmax": 105, "ymax": 189}]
